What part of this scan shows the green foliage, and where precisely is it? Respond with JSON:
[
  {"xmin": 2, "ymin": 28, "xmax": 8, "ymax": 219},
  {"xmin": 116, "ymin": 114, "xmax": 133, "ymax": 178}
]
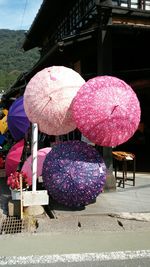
[{"xmin": 0, "ymin": 29, "xmax": 40, "ymax": 93}]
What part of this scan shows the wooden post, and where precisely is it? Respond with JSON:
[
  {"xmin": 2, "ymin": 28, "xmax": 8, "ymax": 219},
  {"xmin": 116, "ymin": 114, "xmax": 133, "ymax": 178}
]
[{"xmin": 97, "ymin": 22, "xmax": 116, "ymax": 191}]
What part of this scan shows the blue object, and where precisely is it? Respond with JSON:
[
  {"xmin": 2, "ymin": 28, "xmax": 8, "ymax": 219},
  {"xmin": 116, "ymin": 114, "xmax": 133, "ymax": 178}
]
[{"xmin": 0, "ymin": 134, "xmax": 6, "ymax": 145}]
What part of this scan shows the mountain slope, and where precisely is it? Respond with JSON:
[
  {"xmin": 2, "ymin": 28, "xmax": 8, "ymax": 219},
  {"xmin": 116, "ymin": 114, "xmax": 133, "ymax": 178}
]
[{"xmin": 0, "ymin": 29, "xmax": 40, "ymax": 92}]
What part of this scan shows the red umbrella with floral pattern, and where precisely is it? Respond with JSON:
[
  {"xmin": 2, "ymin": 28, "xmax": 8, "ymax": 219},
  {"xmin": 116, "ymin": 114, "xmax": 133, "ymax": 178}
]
[
  {"xmin": 71, "ymin": 76, "xmax": 141, "ymax": 147},
  {"xmin": 5, "ymin": 139, "xmax": 24, "ymax": 177}
]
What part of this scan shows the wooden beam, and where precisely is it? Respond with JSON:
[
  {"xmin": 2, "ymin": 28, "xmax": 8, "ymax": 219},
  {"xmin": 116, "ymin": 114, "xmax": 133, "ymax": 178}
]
[
  {"xmin": 97, "ymin": 27, "xmax": 116, "ymax": 191},
  {"xmin": 112, "ymin": 16, "xmax": 150, "ymax": 26},
  {"xmin": 130, "ymin": 79, "xmax": 150, "ymax": 89}
]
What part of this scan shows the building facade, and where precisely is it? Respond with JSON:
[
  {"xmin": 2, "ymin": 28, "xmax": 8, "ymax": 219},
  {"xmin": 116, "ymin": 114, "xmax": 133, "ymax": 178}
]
[{"xmin": 4, "ymin": 0, "xmax": 150, "ymax": 188}]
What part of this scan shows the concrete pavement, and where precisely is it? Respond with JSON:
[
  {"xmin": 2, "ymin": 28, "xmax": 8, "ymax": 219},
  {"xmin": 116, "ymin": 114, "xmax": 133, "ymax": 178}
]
[
  {"xmin": 50, "ymin": 172, "xmax": 150, "ymax": 217},
  {"xmin": 1, "ymin": 230, "xmax": 150, "ymax": 256},
  {"xmin": 0, "ymin": 172, "xmax": 150, "ymax": 264},
  {"xmin": 0, "ymin": 171, "xmax": 150, "ymax": 234}
]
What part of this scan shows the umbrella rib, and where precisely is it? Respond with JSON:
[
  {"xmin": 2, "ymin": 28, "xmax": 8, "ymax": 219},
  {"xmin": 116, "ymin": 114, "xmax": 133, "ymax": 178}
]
[
  {"xmin": 110, "ymin": 105, "xmax": 119, "ymax": 115},
  {"xmin": 37, "ymin": 92, "xmax": 63, "ymax": 125},
  {"xmin": 40, "ymin": 97, "xmax": 52, "ymax": 114}
]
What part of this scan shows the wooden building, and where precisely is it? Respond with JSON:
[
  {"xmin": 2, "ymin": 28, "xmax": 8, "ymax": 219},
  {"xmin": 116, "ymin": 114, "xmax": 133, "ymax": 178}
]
[{"xmin": 3, "ymin": 0, "xmax": 150, "ymax": 188}]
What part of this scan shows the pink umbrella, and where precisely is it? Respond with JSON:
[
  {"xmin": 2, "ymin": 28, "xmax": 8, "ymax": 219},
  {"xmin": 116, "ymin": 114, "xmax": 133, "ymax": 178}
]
[
  {"xmin": 5, "ymin": 139, "xmax": 24, "ymax": 177},
  {"xmin": 24, "ymin": 66, "xmax": 85, "ymax": 135},
  {"xmin": 21, "ymin": 147, "xmax": 51, "ymax": 182},
  {"xmin": 71, "ymin": 76, "xmax": 141, "ymax": 147}
]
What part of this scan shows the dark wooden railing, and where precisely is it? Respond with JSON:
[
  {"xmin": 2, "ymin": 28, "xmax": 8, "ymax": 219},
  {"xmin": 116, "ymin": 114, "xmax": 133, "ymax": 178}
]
[
  {"xmin": 52, "ymin": 0, "xmax": 97, "ymax": 42},
  {"xmin": 112, "ymin": 0, "xmax": 150, "ymax": 10},
  {"xmin": 48, "ymin": 0, "xmax": 150, "ymax": 45}
]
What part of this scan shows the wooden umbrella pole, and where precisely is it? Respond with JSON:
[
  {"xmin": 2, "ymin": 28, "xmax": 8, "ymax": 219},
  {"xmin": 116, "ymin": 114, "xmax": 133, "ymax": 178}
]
[{"xmin": 20, "ymin": 173, "xmax": 23, "ymax": 220}]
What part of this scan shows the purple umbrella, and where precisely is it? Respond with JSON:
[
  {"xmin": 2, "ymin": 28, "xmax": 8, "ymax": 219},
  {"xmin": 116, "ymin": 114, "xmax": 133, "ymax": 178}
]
[
  {"xmin": 42, "ymin": 140, "xmax": 106, "ymax": 208},
  {"xmin": 7, "ymin": 96, "xmax": 30, "ymax": 141}
]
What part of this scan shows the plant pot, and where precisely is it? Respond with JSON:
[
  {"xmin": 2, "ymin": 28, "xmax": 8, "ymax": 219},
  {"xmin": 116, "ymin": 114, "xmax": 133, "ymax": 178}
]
[
  {"xmin": 10, "ymin": 188, "xmax": 28, "ymax": 200},
  {"xmin": 11, "ymin": 189, "xmax": 21, "ymax": 200}
]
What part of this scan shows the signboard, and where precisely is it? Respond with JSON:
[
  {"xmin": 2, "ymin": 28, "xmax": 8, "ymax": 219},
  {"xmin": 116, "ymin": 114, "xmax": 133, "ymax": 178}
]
[{"xmin": 22, "ymin": 190, "xmax": 49, "ymax": 207}]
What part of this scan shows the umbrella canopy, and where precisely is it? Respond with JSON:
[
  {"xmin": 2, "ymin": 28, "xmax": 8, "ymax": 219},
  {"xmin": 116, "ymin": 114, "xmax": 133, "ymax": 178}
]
[
  {"xmin": 5, "ymin": 139, "xmax": 24, "ymax": 177},
  {"xmin": 0, "ymin": 116, "xmax": 8, "ymax": 134},
  {"xmin": 7, "ymin": 96, "xmax": 30, "ymax": 141},
  {"xmin": 0, "ymin": 109, "xmax": 8, "ymax": 134},
  {"xmin": 0, "ymin": 134, "xmax": 6, "ymax": 145},
  {"xmin": 24, "ymin": 66, "xmax": 85, "ymax": 136},
  {"xmin": 42, "ymin": 140, "xmax": 106, "ymax": 208},
  {"xmin": 71, "ymin": 76, "xmax": 141, "ymax": 147},
  {"xmin": 21, "ymin": 147, "xmax": 51, "ymax": 182}
]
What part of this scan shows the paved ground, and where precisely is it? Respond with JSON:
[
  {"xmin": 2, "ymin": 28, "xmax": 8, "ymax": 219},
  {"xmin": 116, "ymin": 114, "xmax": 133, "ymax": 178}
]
[
  {"xmin": 49, "ymin": 172, "xmax": 150, "ymax": 217},
  {"xmin": 0, "ymin": 171, "xmax": 150, "ymax": 234},
  {"xmin": 0, "ymin": 175, "xmax": 11, "ymax": 217},
  {"xmin": 1, "ymin": 172, "xmax": 150, "ymax": 265},
  {"xmin": 1, "ymin": 230, "xmax": 150, "ymax": 256}
]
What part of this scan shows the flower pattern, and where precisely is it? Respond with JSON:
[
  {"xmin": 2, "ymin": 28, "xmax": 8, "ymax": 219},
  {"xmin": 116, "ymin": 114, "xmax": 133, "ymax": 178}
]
[
  {"xmin": 42, "ymin": 140, "xmax": 106, "ymax": 208},
  {"xmin": 24, "ymin": 66, "xmax": 85, "ymax": 135},
  {"xmin": 71, "ymin": 76, "xmax": 141, "ymax": 147}
]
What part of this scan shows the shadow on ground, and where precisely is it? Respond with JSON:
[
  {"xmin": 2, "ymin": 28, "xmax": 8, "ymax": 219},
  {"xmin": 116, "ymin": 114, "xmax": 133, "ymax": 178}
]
[{"xmin": 0, "ymin": 177, "xmax": 11, "ymax": 216}]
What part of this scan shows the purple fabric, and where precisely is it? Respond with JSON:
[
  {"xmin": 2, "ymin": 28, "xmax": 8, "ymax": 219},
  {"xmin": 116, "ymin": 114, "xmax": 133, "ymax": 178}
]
[
  {"xmin": 7, "ymin": 96, "xmax": 30, "ymax": 141},
  {"xmin": 42, "ymin": 140, "xmax": 106, "ymax": 208}
]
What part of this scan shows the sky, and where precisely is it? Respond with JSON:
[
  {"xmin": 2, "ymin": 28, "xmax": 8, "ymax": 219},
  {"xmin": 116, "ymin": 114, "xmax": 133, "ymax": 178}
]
[{"xmin": 0, "ymin": 0, "xmax": 43, "ymax": 30}]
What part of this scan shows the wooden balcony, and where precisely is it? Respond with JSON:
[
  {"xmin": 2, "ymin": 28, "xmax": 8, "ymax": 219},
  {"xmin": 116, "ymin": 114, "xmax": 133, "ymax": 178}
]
[
  {"xmin": 97, "ymin": 0, "xmax": 150, "ymax": 26},
  {"xmin": 23, "ymin": 0, "xmax": 150, "ymax": 52},
  {"xmin": 98, "ymin": 0, "xmax": 150, "ymax": 10},
  {"xmin": 50, "ymin": 0, "xmax": 150, "ymax": 45}
]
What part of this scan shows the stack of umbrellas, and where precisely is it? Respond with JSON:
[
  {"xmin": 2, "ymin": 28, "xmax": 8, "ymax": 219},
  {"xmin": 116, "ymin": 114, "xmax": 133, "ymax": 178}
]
[{"xmin": 21, "ymin": 68, "xmax": 141, "ymax": 208}]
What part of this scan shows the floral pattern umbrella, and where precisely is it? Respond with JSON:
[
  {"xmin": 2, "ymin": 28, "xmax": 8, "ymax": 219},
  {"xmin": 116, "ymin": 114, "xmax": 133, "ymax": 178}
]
[
  {"xmin": 24, "ymin": 66, "xmax": 85, "ymax": 136},
  {"xmin": 71, "ymin": 76, "xmax": 141, "ymax": 147},
  {"xmin": 42, "ymin": 140, "xmax": 106, "ymax": 208}
]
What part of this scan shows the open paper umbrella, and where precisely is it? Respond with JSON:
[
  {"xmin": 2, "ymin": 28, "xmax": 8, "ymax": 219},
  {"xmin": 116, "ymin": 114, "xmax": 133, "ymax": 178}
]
[
  {"xmin": 21, "ymin": 147, "xmax": 51, "ymax": 182},
  {"xmin": 0, "ymin": 116, "xmax": 8, "ymax": 134},
  {"xmin": 0, "ymin": 134, "xmax": 6, "ymax": 145},
  {"xmin": 7, "ymin": 96, "xmax": 30, "ymax": 141},
  {"xmin": 5, "ymin": 139, "xmax": 24, "ymax": 177},
  {"xmin": 24, "ymin": 66, "xmax": 85, "ymax": 136},
  {"xmin": 42, "ymin": 140, "xmax": 106, "ymax": 207},
  {"xmin": 72, "ymin": 76, "xmax": 141, "ymax": 147},
  {"xmin": 0, "ymin": 109, "xmax": 8, "ymax": 134}
]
